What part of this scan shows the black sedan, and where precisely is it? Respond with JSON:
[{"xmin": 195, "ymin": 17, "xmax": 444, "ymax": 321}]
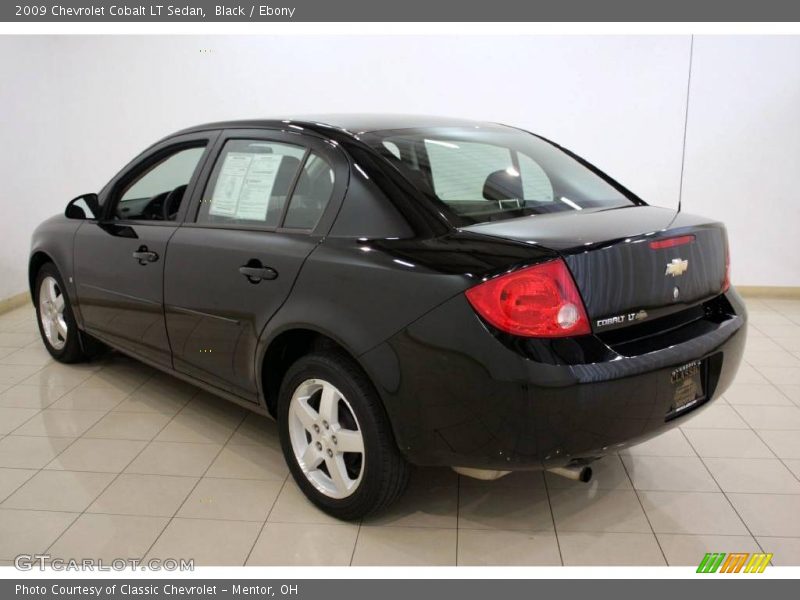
[{"xmin": 29, "ymin": 115, "xmax": 746, "ymax": 519}]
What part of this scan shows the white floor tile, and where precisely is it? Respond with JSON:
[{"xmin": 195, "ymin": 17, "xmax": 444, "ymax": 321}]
[
  {"xmin": 680, "ymin": 405, "xmax": 749, "ymax": 429},
  {"xmin": 48, "ymin": 513, "xmax": 168, "ymax": 561},
  {"xmin": 657, "ymin": 533, "xmax": 761, "ymax": 566},
  {"xmin": 622, "ymin": 456, "xmax": 719, "ymax": 492},
  {"xmin": 756, "ymin": 536, "xmax": 800, "ymax": 566},
  {"xmin": 0, "ymin": 294, "xmax": 799, "ymax": 565},
  {"xmin": 549, "ymin": 488, "xmax": 651, "ymax": 533},
  {"xmin": 2, "ymin": 470, "xmax": 115, "ymax": 512},
  {"xmin": 620, "ymin": 429, "xmax": 696, "ymax": 457},
  {"xmin": 458, "ymin": 529, "xmax": 561, "ymax": 566},
  {"xmin": 145, "ymin": 518, "xmax": 260, "ymax": 566},
  {"xmin": 723, "ymin": 383, "xmax": 794, "ymax": 406},
  {"xmin": 352, "ymin": 526, "xmax": 456, "ymax": 566},
  {"xmin": 703, "ymin": 457, "xmax": 800, "ymax": 494},
  {"xmin": 247, "ymin": 522, "xmax": 358, "ymax": 566},
  {"xmin": 558, "ymin": 531, "xmax": 665, "ymax": 565},
  {"xmin": 639, "ymin": 491, "xmax": 748, "ymax": 535},
  {"xmin": 734, "ymin": 405, "xmax": 800, "ymax": 430},
  {"xmin": 727, "ymin": 494, "xmax": 800, "ymax": 537},
  {"xmin": 0, "ymin": 509, "xmax": 77, "ymax": 560},
  {"xmin": 682, "ymin": 428, "xmax": 774, "ymax": 458}
]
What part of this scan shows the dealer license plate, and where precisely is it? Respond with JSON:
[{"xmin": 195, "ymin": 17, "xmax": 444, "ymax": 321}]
[{"xmin": 668, "ymin": 359, "xmax": 705, "ymax": 415}]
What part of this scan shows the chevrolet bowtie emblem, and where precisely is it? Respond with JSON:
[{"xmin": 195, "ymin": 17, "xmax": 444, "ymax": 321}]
[{"xmin": 665, "ymin": 258, "xmax": 689, "ymax": 277}]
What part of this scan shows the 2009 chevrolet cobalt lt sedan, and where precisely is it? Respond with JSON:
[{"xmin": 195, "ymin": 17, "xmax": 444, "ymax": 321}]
[{"xmin": 30, "ymin": 115, "xmax": 746, "ymax": 519}]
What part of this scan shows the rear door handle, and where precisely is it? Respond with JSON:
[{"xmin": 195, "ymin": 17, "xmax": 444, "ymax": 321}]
[
  {"xmin": 239, "ymin": 263, "xmax": 278, "ymax": 283},
  {"xmin": 132, "ymin": 246, "xmax": 159, "ymax": 265}
]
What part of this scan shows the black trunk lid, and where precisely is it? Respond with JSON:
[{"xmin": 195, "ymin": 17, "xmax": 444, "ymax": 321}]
[{"xmin": 464, "ymin": 206, "xmax": 728, "ymax": 332}]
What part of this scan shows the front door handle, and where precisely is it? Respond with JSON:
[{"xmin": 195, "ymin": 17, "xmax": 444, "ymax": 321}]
[
  {"xmin": 239, "ymin": 262, "xmax": 278, "ymax": 283},
  {"xmin": 132, "ymin": 245, "xmax": 159, "ymax": 265}
]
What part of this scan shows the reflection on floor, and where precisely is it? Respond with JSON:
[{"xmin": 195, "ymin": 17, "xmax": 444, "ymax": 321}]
[{"xmin": 1, "ymin": 295, "xmax": 800, "ymax": 566}]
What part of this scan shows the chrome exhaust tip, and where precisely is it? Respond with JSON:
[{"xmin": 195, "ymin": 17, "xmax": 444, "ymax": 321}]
[{"xmin": 547, "ymin": 465, "xmax": 593, "ymax": 483}]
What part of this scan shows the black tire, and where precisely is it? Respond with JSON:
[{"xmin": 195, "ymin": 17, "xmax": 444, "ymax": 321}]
[
  {"xmin": 277, "ymin": 351, "xmax": 409, "ymax": 520},
  {"xmin": 33, "ymin": 262, "xmax": 100, "ymax": 363}
]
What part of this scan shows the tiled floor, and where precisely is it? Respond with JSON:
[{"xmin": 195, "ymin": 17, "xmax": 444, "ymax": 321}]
[{"xmin": 1, "ymin": 295, "xmax": 800, "ymax": 566}]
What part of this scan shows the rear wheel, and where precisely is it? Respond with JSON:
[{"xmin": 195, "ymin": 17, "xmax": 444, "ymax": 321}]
[
  {"xmin": 277, "ymin": 351, "xmax": 409, "ymax": 520},
  {"xmin": 34, "ymin": 263, "xmax": 98, "ymax": 363}
]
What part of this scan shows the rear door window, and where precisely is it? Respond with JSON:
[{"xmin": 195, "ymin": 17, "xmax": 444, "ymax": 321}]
[
  {"xmin": 196, "ymin": 140, "xmax": 306, "ymax": 227},
  {"xmin": 282, "ymin": 153, "xmax": 335, "ymax": 230}
]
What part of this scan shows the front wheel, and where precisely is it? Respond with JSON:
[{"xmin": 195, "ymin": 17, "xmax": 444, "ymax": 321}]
[
  {"xmin": 34, "ymin": 263, "xmax": 97, "ymax": 363},
  {"xmin": 277, "ymin": 351, "xmax": 409, "ymax": 520}
]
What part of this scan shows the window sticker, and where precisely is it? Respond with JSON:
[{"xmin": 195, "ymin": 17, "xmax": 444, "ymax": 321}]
[{"xmin": 209, "ymin": 152, "xmax": 284, "ymax": 220}]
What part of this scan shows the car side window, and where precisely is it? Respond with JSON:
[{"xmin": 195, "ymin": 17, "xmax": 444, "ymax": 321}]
[
  {"xmin": 197, "ymin": 140, "xmax": 306, "ymax": 227},
  {"xmin": 282, "ymin": 152, "xmax": 335, "ymax": 230},
  {"xmin": 115, "ymin": 145, "xmax": 206, "ymax": 221}
]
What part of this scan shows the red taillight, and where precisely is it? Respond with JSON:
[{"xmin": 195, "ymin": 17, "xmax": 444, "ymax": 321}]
[
  {"xmin": 649, "ymin": 235, "xmax": 695, "ymax": 250},
  {"xmin": 465, "ymin": 259, "xmax": 590, "ymax": 338}
]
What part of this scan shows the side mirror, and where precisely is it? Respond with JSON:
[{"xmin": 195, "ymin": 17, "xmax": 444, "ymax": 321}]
[{"xmin": 65, "ymin": 193, "xmax": 100, "ymax": 220}]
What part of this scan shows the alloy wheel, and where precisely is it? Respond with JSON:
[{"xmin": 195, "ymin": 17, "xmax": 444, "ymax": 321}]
[
  {"xmin": 38, "ymin": 276, "xmax": 67, "ymax": 350},
  {"xmin": 287, "ymin": 378, "xmax": 365, "ymax": 499}
]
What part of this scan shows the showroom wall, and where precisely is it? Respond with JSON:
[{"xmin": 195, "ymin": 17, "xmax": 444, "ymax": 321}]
[
  {"xmin": 0, "ymin": 35, "xmax": 797, "ymax": 301},
  {"xmin": 682, "ymin": 36, "xmax": 800, "ymax": 288}
]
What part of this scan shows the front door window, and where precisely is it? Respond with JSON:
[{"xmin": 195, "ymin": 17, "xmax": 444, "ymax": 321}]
[{"xmin": 115, "ymin": 145, "xmax": 206, "ymax": 221}]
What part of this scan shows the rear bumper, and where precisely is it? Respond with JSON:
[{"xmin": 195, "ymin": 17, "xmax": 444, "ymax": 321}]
[{"xmin": 360, "ymin": 288, "xmax": 747, "ymax": 470}]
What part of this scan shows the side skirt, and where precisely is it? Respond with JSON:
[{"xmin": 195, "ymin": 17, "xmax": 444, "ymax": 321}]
[{"xmin": 83, "ymin": 327, "xmax": 273, "ymax": 419}]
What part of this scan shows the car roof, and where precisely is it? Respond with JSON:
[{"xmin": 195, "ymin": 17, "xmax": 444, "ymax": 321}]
[{"xmin": 172, "ymin": 114, "xmax": 512, "ymax": 138}]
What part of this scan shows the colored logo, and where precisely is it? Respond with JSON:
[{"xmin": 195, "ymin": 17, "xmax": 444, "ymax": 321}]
[{"xmin": 697, "ymin": 552, "xmax": 773, "ymax": 573}]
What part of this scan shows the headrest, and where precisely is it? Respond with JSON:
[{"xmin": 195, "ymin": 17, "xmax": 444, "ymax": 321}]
[{"xmin": 483, "ymin": 169, "xmax": 523, "ymax": 201}]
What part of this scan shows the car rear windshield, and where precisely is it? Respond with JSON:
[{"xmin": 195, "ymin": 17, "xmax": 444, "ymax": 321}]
[{"xmin": 361, "ymin": 126, "xmax": 637, "ymax": 225}]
